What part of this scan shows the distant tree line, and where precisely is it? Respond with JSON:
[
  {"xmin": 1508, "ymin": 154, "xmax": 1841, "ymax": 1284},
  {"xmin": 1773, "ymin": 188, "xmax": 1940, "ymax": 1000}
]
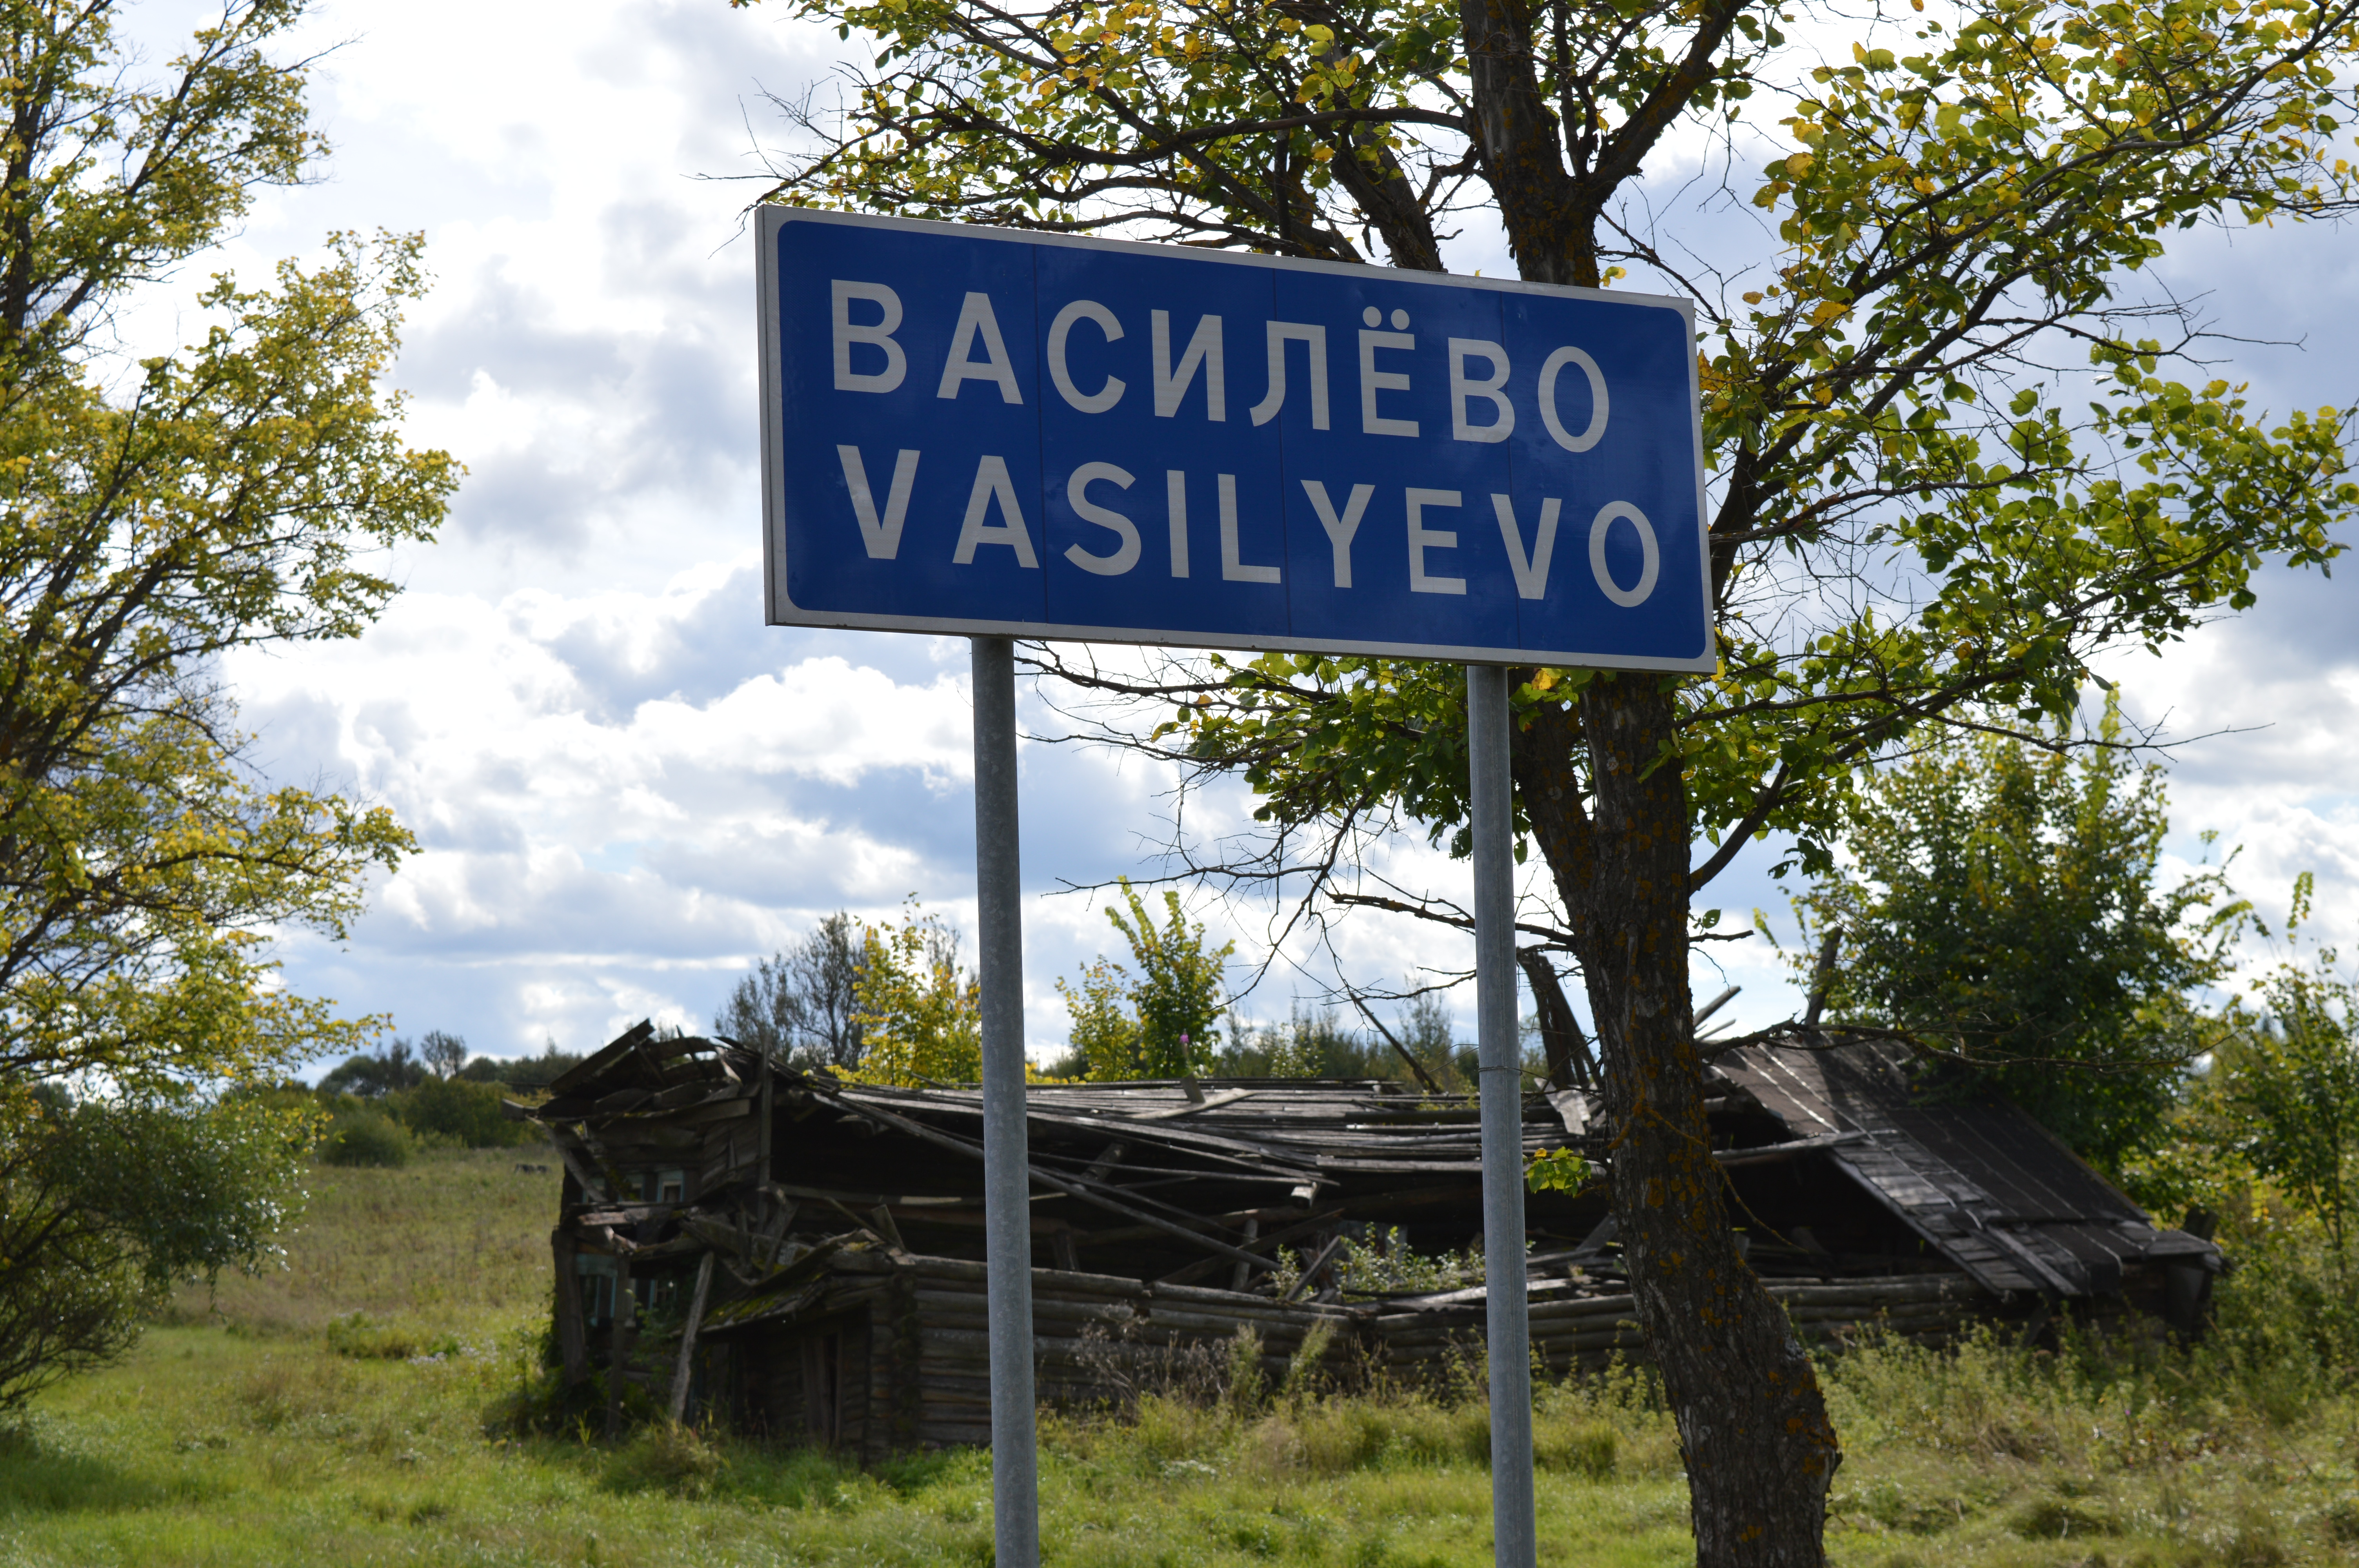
[
  {"xmin": 303, "ymin": 1033, "xmax": 580, "ymax": 1168},
  {"xmin": 719, "ymin": 886, "xmax": 1501, "ymax": 1089},
  {"xmin": 714, "ymin": 913, "xmax": 865, "ymax": 1069}
]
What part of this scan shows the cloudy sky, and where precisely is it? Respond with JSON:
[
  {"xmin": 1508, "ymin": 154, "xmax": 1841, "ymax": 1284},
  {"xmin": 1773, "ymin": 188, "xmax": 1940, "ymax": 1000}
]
[{"xmin": 141, "ymin": 0, "xmax": 2359, "ymax": 1066}]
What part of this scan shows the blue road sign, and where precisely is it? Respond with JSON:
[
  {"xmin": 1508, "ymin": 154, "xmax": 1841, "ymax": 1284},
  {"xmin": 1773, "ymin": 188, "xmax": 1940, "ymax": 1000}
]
[{"xmin": 758, "ymin": 209, "xmax": 1712, "ymax": 670}]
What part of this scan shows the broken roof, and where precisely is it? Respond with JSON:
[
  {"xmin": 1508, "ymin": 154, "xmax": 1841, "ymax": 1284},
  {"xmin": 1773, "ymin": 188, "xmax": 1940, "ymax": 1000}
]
[
  {"xmin": 527, "ymin": 1022, "xmax": 2219, "ymax": 1303},
  {"xmin": 1710, "ymin": 1038, "xmax": 2219, "ymax": 1296}
]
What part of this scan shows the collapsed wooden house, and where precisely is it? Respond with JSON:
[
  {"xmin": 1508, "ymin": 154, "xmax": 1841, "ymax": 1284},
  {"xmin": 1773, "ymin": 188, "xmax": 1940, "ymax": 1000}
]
[{"xmin": 523, "ymin": 1022, "xmax": 2223, "ymax": 1458}]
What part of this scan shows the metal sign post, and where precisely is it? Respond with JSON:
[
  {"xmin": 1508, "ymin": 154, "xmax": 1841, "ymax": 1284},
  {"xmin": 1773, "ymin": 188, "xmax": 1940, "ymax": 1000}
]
[
  {"xmin": 755, "ymin": 206, "xmax": 1711, "ymax": 1568},
  {"xmin": 970, "ymin": 635, "xmax": 1039, "ymax": 1568},
  {"xmin": 1467, "ymin": 664, "xmax": 1535, "ymax": 1568}
]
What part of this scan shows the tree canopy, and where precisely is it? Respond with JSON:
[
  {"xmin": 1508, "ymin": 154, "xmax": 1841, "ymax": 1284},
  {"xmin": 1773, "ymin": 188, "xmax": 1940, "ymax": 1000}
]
[
  {"xmin": 0, "ymin": 0, "xmax": 455, "ymax": 1408},
  {"xmin": 714, "ymin": 911, "xmax": 866, "ymax": 1069},
  {"xmin": 745, "ymin": 0, "xmax": 2359, "ymax": 1547},
  {"xmin": 849, "ymin": 898, "xmax": 984, "ymax": 1084},
  {"xmin": 1792, "ymin": 713, "xmax": 2239, "ymax": 1175}
]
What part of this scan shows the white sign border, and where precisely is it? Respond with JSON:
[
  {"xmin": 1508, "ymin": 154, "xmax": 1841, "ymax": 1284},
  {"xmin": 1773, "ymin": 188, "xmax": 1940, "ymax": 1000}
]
[{"xmin": 757, "ymin": 207, "xmax": 1717, "ymax": 674}]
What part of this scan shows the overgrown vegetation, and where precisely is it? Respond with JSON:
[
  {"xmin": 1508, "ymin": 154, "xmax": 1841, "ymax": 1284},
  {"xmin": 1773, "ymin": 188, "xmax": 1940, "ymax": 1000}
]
[
  {"xmin": 0, "ymin": 0, "xmax": 454, "ymax": 1413},
  {"xmin": 5, "ymin": 1145, "xmax": 2357, "ymax": 1566},
  {"xmin": 1053, "ymin": 879, "xmax": 1236, "ymax": 1079},
  {"xmin": 308, "ymin": 1033, "xmax": 559, "ymax": 1155},
  {"xmin": 848, "ymin": 897, "xmax": 984, "ymax": 1087},
  {"xmin": 1795, "ymin": 735, "xmax": 2359, "ymax": 1305},
  {"xmin": 1794, "ymin": 713, "xmax": 2241, "ymax": 1177},
  {"xmin": 758, "ymin": 0, "xmax": 2359, "ymax": 1526}
]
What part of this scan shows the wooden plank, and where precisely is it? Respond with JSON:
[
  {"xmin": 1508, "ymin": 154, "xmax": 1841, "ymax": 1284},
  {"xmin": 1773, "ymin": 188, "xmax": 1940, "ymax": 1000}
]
[
  {"xmin": 549, "ymin": 1019, "xmax": 657, "ymax": 1097},
  {"xmin": 667, "ymin": 1252, "xmax": 716, "ymax": 1422},
  {"xmin": 1158, "ymin": 1209, "xmax": 1343, "ymax": 1290},
  {"xmin": 607, "ymin": 1253, "xmax": 634, "ymax": 1439},
  {"xmin": 1712, "ymin": 1131, "xmax": 1869, "ymax": 1167},
  {"xmin": 1132, "ymin": 1089, "xmax": 1258, "ymax": 1120},
  {"xmin": 823, "ymin": 1096, "xmax": 1288, "ymax": 1274},
  {"xmin": 552, "ymin": 1229, "xmax": 588, "ymax": 1385},
  {"xmin": 1985, "ymin": 1225, "xmax": 2091, "ymax": 1295},
  {"xmin": 1929, "ymin": 1230, "xmax": 2044, "ymax": 1295},
  {"xmin": 550, "ymin": 1140, "xmax": 611, "ymax": 1204},
  {"xmin": 844, "ymin": 1087, "xmax": 1320, "ymax": 1171},
  {"xmin": 907, "ymin": 1256, "xmax": 1149, "ymax": 1298}
]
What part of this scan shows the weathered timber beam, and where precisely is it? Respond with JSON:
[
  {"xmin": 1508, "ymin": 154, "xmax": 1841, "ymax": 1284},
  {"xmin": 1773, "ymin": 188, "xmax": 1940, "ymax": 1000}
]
[
  {"xmin": 666, "ymin": 1252, "xmax": 716, "ymax": 1423},
  {"xmin": 552, "ymin": 1229, "xmax": 588, "ymax": 1385},
  {"xmin": 1159, "ymin": 1207, "xmax": 1344, "ymax": 1288},
  {"xmin": 1132, "ymin": 1089, "xmax": 1256, "ymax": 1120},
  {"xmin": 1711, "ymin": 1131, "xmax": 1869, "ymax": 1167},
  {"xmin": 826, "ymin": 1094, "xmax": 1286, "ymax": 1275},
  {"xmin": 1279, "ymin": 1232, "xmax": 1348, "ymax": 1303}
]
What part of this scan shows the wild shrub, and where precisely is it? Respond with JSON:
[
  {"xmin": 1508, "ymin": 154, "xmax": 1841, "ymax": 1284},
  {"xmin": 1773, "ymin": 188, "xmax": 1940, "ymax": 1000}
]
[
  {"xmin": 2201, "ymin": 1208, "xmax": 2359, "ymax": 1413},
  {"xmin": 382, "ymin": 1076, "xmax": 537, "ymax": 1150},
  {"xmin": 1279, "ymin": 1319, "xmax": 1336, "ymax": 1405},
  {"xmin": 605, "ymin": 1421, "xmax": 728, "ymax": 1499},
  {"xmin": 1126, "ymin": 1392, "xmax": 1229, "ymax": 1467},
  {"xmin": 1331, "ymin": 1227, "xmax": 1487, "ymax": 1296},
  {"xmin": 320, "ymin": 1112, "xmax": 412, "ymax": 1168},
  {"xmin": 2009, "ymin": 1492, "xmax": 2120, "ymax": 1540},
  {"xmin": 1533, "ymin": 1417, "xmax": 1616, "ymax": 1479},
  {"xmin": 1267, "ymin": 1398, "xmax": 1405, "ymax": 1474},
  {"xmin": 1224, "ymin": 1325, "xmax": 1266, "ymax": 1413},
  {"xmin": 322, "ymin": 1312, "xmax": 464, "ymax": 1361},
  {"xmin": 487, "ymin": 1360, "xmax": 611, "ymax": 1439}
]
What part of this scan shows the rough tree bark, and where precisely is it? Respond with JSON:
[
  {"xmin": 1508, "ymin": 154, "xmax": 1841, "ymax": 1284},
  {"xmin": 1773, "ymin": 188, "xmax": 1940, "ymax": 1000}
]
[
  {"xmin": 1515, "ymin": 683, "xmax": 1841, "ymax": 1564},
  {"xmin": 1449, "ymin": 0, "xmax": 1846, "ymax": 1543}
]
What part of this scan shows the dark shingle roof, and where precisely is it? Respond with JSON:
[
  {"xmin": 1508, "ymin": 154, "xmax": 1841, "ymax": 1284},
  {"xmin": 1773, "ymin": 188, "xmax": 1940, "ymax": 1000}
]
[{"xmin": 1713, "ymin": 1039, "xmax": 2218, "ymax": 1296}]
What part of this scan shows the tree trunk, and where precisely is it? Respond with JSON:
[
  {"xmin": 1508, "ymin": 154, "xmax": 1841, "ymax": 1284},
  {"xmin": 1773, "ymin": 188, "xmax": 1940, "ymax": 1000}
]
[
  {"xmin": 1516, "ymin": 948, "xmax": 1594, "ymax": 1091},
  {"xmin": 1514, "ymin": 677, "xmax": 1841, "ymax": 1565}
]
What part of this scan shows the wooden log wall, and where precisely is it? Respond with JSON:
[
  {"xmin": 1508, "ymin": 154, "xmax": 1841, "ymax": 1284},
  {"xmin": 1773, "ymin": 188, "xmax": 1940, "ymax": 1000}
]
[
  {"xmin": 719, "ymin": 1258, "xmax": 2005, "ymax": 1457},
  {"xmin": 901, "ymin": 1258, "xmax": 1365, "ymax": 1448},
  {"xmin": 1376, "ymin": 1272, "xmax": 2001, "ymax": 1375},
  {"xmin": 729, "ymin": 1254, "xmax": 1361, "ymax": 1453}
]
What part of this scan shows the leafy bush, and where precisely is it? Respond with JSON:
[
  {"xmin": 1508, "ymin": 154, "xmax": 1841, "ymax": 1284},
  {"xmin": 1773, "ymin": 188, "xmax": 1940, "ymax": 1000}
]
[
  {"xmin": 323, "ymin": 1312, "xmax": 463, "ymax": 1361},
  {"xmin": 383, "ymin": 1075, "xmax": 535, "ymax": 1150},
  {"xmin": 320, "ymin": 1113, "xmax": 412, "ymax": 1168},
  {"xmin": 1, "ymin": 1093, "xmax": 315, "ymax": 1410},
  {"xmin": 1272, "ymin": 1227, "xmax": 1488, "ymax": 1298},
  {"xmin": 605, "ymin": 1422, "xmax": 729, "ymax": 1499},
  {"xmin": 1053, "ymin": 880, "xmax": 1235, "ymax": 1080},
  {"xmin": 848, "ymin": 898, "xmax": 982, "ymax": 1086}
]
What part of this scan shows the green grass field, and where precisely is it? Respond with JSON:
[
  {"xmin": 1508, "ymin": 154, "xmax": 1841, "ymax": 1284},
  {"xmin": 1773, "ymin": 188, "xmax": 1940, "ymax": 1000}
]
[{"xmin": 4, "ymin": 1148, "xmax": 2356, "ymax": 1567}]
